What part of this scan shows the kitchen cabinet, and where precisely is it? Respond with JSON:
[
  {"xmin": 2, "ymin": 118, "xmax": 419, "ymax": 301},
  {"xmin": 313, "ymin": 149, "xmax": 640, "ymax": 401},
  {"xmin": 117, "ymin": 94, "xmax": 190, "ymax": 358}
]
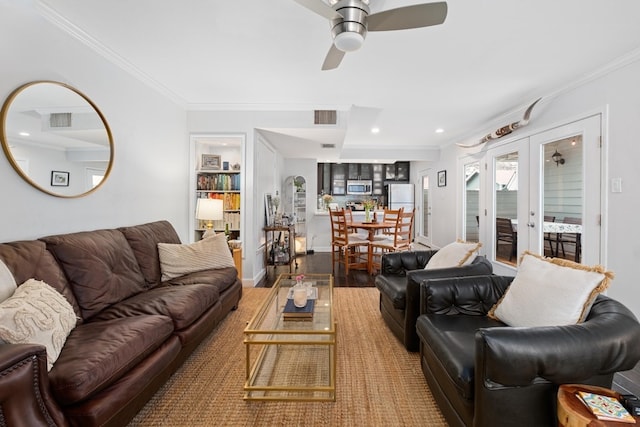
[
  {"xmin": 317, "ymin": 163, "xmax": 331, "ymax": 195},
  {"xmin": 330, "ymin": 163, "xmax": 346, "ymax": 195},
  {"xmin": 384, "ymin": 161, "xmax": 410, "ymax": 182},
  {"xmin": 372, "ymin": 164, "xmax": 384, "ymax": 195},
  {"xmin": 348, "ymin": 163, "xmax": 373, "ymax": 180}
]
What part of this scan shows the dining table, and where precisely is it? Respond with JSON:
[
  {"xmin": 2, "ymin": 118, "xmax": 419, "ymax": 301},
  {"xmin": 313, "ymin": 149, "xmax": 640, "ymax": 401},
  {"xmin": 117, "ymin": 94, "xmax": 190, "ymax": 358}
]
[
  {"xmin": 511, "ymin": 219, "xmax": 582, "ymax": 261},
  {"xmin": 350, "ymin": 221, "xmax": 397, "ymax": 241}
]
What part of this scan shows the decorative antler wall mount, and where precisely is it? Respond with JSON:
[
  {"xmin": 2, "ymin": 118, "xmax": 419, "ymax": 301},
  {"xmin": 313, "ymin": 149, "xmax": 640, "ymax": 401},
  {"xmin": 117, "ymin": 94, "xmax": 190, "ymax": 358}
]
[{"xmin": 457, "ymin": 98, "xmax": 542, "ymax": 148}]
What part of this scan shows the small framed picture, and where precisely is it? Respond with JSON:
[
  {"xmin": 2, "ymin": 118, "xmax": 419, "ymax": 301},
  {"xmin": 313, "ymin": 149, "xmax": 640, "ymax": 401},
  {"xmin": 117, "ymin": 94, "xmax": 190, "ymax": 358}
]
[
  {"xmin": 437, "ymin": 170, "xmax": 447, "ymax": 187},
  {"xmin": 201, "ymin": 154, "xmax": 221, "ymax": 171},
  {"xmin": 51, "ymin": 171, "xmax": 69, "ymax": 187}
]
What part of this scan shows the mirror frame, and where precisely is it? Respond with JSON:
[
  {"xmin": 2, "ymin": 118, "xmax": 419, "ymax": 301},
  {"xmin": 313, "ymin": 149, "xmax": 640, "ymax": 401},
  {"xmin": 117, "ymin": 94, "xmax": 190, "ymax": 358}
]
[{"xmin": 0, "ymin": 80, "xmax": 114, "ymax": 198}]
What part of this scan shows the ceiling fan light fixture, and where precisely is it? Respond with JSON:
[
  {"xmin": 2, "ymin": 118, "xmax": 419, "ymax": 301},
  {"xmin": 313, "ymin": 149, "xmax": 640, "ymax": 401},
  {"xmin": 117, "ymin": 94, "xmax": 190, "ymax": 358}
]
[{"xmin": 334, "ymin": 31, "xmax": 364, "ymax": 52}]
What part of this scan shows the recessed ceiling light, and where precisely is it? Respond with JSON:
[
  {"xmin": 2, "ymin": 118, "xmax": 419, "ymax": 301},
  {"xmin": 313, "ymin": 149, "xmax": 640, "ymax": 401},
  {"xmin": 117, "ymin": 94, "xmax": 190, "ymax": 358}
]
[
  {"xmin": 19, "ymin": 131, "xmax": 30, "ymax": 136},
  {"xmin": 371, "ymin": 127, "xmax": 380, "ymax": 134},
  {"xmin": 435, "ymin": 128, "xmax": 444, "ymax": 134}
]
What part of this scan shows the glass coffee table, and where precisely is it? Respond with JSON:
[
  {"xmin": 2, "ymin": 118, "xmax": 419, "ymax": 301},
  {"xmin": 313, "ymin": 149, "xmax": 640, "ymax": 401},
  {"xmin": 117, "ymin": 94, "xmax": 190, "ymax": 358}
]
[{"xmin": 244, "ymin": 273, "xmax": 336, "ymax": 401}]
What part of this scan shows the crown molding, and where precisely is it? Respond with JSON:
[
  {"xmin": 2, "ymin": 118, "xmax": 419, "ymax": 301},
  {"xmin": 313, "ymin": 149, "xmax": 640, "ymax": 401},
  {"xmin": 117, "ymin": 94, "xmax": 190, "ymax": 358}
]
[{"xmin": 36, "ymin": 0, "xmax": 187, "ymax": 108}]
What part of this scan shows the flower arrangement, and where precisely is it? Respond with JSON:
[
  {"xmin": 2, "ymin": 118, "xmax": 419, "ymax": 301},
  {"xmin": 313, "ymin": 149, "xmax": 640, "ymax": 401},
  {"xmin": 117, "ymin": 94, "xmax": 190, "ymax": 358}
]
[
  {"xmin": 362, "ymin": 199, "xmax": 376, "ymax": 210},
  {"xmin": 322, "ymin": 194, "xmax": 333, "ymax": 203},
  {"xmin": 295, "ymin": 274, "xmax": 305, "ymax": 286}
]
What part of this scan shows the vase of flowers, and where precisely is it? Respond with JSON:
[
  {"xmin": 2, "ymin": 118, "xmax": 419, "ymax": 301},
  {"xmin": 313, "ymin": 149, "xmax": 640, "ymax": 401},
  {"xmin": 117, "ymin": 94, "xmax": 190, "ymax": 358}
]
[
  {"xmin": 322, "ymin": 194, "xmax": 333, "ymax": 210},
  {"xmin": 363, "ymin": 199, "xmax": 375, "ymax": 222}
]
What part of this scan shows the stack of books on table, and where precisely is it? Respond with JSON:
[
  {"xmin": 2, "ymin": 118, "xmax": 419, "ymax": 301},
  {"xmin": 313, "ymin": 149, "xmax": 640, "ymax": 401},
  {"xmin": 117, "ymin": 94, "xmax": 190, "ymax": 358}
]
[
  {"xmin": 577, "ymin": 391, "xmax": 636, "ymax": 423},
  {"xmin": 283, "ymin": 298, "xmax": 315, "ymax": 321}
]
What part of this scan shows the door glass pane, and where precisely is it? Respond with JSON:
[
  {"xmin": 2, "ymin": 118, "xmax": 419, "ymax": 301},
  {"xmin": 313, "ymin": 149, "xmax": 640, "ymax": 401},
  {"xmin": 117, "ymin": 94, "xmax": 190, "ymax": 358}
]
[
  {"xmin": 495, "ymin": 152, "xmax": 518, "ymax": 265},
  {"xmin": 422, "ymin": 175, "xmax": 429, "ymax": 240},
  {"xmin": 542, "ymin": 136, "xmax": 583, "ymax": 262},
  {"xmin": 464, "ymin": 162, "xmax": 480, "ymax": 242}
]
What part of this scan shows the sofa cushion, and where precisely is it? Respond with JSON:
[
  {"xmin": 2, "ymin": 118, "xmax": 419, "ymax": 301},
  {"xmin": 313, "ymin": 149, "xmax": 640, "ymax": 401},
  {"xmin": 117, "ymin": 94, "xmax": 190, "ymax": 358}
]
[
  {"xmin": 91, "ymin": 283, "xmax": 220, "ymax": 330},
  {"xmin": 119, "ymin": 220, "xmax": 182, "ymax": 289},
  {"xmin": 49, "ymin": 315, "xmax": 174, "ymax": 405},
  {"xmin": 416, "ymin": 313, "xmax": 505, "ymax": 400},
  {"xmin": 425, "ymin": 241, "xmax": 481, "ymax": 270},
  {"xmin": 0, "ymin": 240, "xmax": 82, "ymax": 321},
  {"xmin": 166, "ymin": 267, "xmax": 239, "ymax": 294},
  {"xmin": 158, "ymin": 234, "xmax": 234, "ymax": 281},
  {"xmin": 41, "ymin": 229, "xmax": 147, "ymax": 320},
  {"xmin": 488, "ymin": 252, "xmax": 612, "ymax": 327},
  {"xmin": 0, "ymin": 279, "xmax": 77, "ymax": 370}
]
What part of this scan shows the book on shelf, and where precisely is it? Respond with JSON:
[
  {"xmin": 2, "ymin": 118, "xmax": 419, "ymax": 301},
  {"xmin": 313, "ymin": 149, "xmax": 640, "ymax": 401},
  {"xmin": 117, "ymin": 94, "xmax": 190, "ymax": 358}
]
[
  {"xmin": 283, "ymin": 298, "xmax": 315, "ymax": 320},
  {"xmin": 577, "ymin": 391, "xmax": 636, "ymax": 423}
]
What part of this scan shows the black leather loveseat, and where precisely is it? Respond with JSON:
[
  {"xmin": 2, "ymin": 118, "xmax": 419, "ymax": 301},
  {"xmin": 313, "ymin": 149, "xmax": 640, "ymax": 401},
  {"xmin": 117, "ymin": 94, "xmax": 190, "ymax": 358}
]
[
  {"xmin": 374, "ymin": 250, "xmax": 492, "ymax": 351},
  {"xmin": 416, "ymin": 274, "xmax": 640, "ymax": 427}
]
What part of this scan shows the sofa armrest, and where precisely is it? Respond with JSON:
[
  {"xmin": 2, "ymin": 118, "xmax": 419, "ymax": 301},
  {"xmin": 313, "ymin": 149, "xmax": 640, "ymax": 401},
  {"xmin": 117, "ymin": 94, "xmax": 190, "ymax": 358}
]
[
  {"xmin": 0, "ymin": 344, "xmax": 67, "ymax": 427},
  {"xmin": 476, "ymin": 295, "xmax": 640, "ymax": 388},
  {"xmin": 418, "ymin": 272, "xmax": 510, "ymax": 316},
  {"xmin": 380, "ymin": 250, "xmax": 436, "ymax": 276}
]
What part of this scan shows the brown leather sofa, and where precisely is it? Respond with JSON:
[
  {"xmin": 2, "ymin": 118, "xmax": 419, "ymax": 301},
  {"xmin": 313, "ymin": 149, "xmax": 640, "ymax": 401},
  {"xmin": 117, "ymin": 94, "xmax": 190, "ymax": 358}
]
[
  {"xmin": 0, "ymin": 220, "xmax": 242, "ymax": 427},
  {"xmin": 374, "ymin": 250, "xmax": 493, "ymax": 351},
  {"xmin": 416, "ymin": 275, "xmax": 640, "ymax": 427}
]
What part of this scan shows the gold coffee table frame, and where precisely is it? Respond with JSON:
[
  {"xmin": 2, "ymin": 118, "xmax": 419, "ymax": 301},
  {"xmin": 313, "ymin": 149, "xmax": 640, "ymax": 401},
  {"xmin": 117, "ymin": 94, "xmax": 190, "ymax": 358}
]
[{"xmin": 244, "ymin": 273, "xmax": 336, "ymax": 401}]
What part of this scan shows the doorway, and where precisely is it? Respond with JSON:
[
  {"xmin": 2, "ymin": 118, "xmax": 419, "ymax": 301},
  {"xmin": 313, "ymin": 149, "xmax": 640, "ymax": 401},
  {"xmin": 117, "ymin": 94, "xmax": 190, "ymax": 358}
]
[{"xmin": 481, "ymin": 115, "xmax": 602, "ymax": 270}]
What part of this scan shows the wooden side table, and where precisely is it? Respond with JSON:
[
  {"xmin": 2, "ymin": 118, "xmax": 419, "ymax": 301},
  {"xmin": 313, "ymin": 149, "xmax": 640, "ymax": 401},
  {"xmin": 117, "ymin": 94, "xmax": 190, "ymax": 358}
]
[
  {"xmin": 232, "ymin": 248, "xmax": 242, "ymax": 280},
  {"xmin": 558, "ymin": 384, "xmax": 638, "ymax": 426}
]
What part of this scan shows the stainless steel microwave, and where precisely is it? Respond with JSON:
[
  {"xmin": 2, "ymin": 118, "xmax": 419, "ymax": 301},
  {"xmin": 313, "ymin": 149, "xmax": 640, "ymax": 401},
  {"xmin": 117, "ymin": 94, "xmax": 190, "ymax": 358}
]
[{"xmin": 346, "ymin": 180, "xmax": 373, "ymax": 195}]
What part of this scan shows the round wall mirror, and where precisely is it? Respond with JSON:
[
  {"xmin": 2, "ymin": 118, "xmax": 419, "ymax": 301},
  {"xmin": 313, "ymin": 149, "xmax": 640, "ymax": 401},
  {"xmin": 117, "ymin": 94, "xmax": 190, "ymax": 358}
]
[{"xmin": 0, "ymin": 81, "xmax": 113, "ymax": 198}]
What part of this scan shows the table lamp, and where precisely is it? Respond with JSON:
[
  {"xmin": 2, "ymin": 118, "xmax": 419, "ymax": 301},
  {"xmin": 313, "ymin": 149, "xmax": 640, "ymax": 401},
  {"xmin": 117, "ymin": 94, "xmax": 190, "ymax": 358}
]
[{"xmin": 196, "ymin": 198, "xmax": 224, "ymax": 231}]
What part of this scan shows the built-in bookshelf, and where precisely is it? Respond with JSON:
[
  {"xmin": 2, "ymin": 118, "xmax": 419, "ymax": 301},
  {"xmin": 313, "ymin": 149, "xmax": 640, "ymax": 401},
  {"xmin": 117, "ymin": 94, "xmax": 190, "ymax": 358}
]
[
  {"xmin": 191, "ymin": 135, "xmax": 244, "ymax": 243},
  {"xmin": 196, "ymin": 170, "xmax": 241, "ymax": 239}
]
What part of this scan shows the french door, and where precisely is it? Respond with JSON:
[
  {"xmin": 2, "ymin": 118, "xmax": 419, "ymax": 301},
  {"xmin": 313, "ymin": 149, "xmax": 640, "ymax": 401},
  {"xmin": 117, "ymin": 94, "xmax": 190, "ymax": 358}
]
[{"xmin": 482, "ymin": 115, "xmax": 602, "ymax": 271}]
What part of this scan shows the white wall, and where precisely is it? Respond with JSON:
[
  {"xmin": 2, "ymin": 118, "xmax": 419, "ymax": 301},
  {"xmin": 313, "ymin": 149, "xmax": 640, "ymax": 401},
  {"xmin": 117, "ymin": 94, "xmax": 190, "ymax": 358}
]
[
  {"xmin": 0, "ymin": 3, "xmax": 188, "ymax": 243},
  {"xmin": 432, "ymin": 58, "xmax": 640, "ymax": 318}
]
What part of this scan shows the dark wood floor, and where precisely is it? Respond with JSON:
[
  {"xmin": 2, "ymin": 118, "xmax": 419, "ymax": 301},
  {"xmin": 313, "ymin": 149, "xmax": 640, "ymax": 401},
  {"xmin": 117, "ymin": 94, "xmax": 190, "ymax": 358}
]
[{"xmin": 257, "ymin": 252, "xmax": 376, "ymax": 288}]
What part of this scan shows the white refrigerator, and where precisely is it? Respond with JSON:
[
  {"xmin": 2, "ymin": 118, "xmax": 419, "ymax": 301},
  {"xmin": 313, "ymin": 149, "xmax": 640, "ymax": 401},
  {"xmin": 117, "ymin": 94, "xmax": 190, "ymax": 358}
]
[{"xmin": 385, "ymin": 183, "xmax": 414, "ymax": 212}]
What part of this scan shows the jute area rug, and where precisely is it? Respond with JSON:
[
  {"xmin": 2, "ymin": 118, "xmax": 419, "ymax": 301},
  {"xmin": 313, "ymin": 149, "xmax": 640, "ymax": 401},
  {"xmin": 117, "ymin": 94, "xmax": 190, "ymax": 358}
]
[{"xmin": 128, "ymin": 287, "xmax": 447, "ymax": 426}]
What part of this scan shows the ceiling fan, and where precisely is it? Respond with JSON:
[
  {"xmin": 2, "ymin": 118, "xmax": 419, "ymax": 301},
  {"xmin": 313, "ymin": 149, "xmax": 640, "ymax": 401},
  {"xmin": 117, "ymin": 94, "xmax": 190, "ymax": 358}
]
[{"xmin": 294, "ymin": 0, "xmax": 448, "ymax": 70}]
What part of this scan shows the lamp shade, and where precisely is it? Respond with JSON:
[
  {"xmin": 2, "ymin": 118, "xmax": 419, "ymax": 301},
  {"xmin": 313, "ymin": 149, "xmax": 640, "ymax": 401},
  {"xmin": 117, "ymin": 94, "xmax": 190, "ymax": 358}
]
[{"xmin": 196, "ymin": 198, "xmax": 224, "ymax": 221}]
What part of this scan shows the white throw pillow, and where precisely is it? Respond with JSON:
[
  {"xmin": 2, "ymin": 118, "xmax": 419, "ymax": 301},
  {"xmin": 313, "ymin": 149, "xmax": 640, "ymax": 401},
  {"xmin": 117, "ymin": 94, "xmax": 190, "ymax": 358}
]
[
  {"xmin": 489, "ymin": 251, "xmax": 613, "ymax": 327},
  {"xmin": 425, "ymin": 240, "xmax": 482, "ymax": 270},
  {"xmin": 158, "ymin": 233, "xmax": 235, "ymax": 281},
  {"xmin": 0, "ymin": 279, "xmax": 77, "ymax": 371},
  {"xmin": 0, "ymin": 260, "xmax": 17, "ymax": 303}
]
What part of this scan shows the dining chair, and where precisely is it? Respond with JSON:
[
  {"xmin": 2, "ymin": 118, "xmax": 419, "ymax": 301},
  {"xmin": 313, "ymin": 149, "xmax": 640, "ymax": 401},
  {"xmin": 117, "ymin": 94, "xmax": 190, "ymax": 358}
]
[
  {"xmin": 344, "ymin": 208, "xmax": 368, "ymax": 239},
  {"xmin": 329, "ymin": 209, "xmax": 370, "ymax": 275},
  {"xmin": 373, "ymin": 208, "xmax": 403, "ymax": 240},
  {"xmin": 556, "ymin": 216, "xmax": 582, "ymax": 262},
  {"xmin": 543, "ymin": 215, "xmax": 556, "ymax": 257},
  {"xmin": 496, "ymin": 217, "xmax": 517, "ymax": 261},
  {"xmin": 369, "ymin": 208, "xmax": 410, "ymax": 274}
]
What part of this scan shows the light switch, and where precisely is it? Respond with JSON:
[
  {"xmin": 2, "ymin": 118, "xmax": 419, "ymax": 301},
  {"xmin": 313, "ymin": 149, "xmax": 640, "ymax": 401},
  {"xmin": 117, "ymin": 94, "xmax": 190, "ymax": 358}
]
[{"xmin": 611, "ymin": 178, "xmax": 622, "ymax": 193}]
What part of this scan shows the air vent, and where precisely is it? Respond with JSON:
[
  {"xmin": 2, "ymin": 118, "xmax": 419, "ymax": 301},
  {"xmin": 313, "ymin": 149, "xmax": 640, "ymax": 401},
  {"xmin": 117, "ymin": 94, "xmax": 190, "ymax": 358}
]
[
  {"xmin": 314, "ymin": 110, "xmax": 337, "ymax": 125},
  {"xmin": 50, "ymin": 113, "xmax": 72, "ymax": 128},
  {"xmin": 321, "ymin": 143, "xmax": 336, "ymax": 149}
]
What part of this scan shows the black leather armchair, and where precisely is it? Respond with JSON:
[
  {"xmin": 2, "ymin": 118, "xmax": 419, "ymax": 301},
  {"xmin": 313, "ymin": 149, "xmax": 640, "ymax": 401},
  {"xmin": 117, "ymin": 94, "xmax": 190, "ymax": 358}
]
[
  {"xmin": 374, "ymin": 250, "xmax": 493, "ymax": 351},
  {"xmin": 416, "ymin": 275, "xmax": 640, "ymax": 427}
]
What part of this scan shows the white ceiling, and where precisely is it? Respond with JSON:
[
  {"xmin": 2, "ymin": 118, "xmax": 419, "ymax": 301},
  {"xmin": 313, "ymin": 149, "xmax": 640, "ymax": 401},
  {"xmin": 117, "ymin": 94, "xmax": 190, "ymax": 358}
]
[{"xmin": 36, "ymin": 0, "xmax": 640, "ymax": 161}]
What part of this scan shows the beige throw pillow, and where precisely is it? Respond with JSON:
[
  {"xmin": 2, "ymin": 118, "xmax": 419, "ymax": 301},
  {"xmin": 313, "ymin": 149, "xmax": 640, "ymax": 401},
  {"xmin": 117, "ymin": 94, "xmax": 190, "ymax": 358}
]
[
  {"xmin": 0, "ymin": 279, "xmax": 77, "ymax": 370},
  {"xmin": 488, "ymin": 251, "xmax": 613, "ymax": 327},
  {"xmin": 158, "ymin": 233, "xmax": 234, "ymax": 281},
  {"xmin": 425, "ymin": 240, "xmax": 482, "ymax": 270},
  {"xmin": 0, "ymin": 259, "xmax": 17, "ymax": 303}
]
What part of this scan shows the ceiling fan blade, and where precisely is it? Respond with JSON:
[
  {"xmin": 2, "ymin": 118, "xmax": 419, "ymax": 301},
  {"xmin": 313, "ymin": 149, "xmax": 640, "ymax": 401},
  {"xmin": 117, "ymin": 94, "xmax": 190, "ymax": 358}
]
[
  {"xmin": 368, "ymin": 2, "xmax": 447, "ymax": 32},
  {"xmin": 293, "ymin": 0, "xmax": 342, "ymax": 21},
  {"xmin": 322, "ymin": 44, "xmax": 346, "ymax": 70}
]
